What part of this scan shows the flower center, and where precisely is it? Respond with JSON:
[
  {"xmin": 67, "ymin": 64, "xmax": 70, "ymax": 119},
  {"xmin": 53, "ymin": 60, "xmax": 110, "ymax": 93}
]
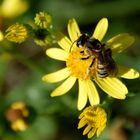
[{"xmin": 66, "ymin": 48, "xmax": 96, "ymax": 80}]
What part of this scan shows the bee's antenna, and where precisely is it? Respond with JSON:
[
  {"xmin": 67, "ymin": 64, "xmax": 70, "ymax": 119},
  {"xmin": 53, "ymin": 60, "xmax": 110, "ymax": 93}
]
[
  {"xmin": 69, "ymin": 32, "xmax": 81, "ymax": 52},
  {"xmin": 69, "ymin": 40, "xmax": 77, "ymax": 52}
]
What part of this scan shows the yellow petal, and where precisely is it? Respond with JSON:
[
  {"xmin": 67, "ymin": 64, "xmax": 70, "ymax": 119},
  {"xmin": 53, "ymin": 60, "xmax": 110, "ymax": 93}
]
[
  {"xmin": 106, "ymin": 33, "xmax": 135, "ymax": 54},
  {"xmin": 78, "ymin": 118, "xmax": 87, "ymax": 129},
  {"xmin": 92, "ymin": 18, "xmax": 108, "ymax": 41},
  {"xmin": 42, "ymin": 68, "xmax": 70, "ymax": 83},
  {"xmin": 83, "ymin": 125, "xmax": 92, "ymax": 135},
  {"xmin": 0, "ymin": 31, "xmax": 4, "ymax": 41},
  {"xmin": 77, "ymin": 79, "xmax": 88, "ymax": 110},
  {"xmin": 79, "ymin": 108, "xmax": 89, "ymax": 119},
  {"xmin": 86, "ymin": 80, "xmax": 100, "ymax": 106},
  {"xmin": 96, "ymin": 124, "xmax": 106, "ymax": 137},
  {"xmin": 68, "ymin": 18, "xmax": 81, "ymax": 42},
  {"xmin": 118, "ymin": 65, "xmax": 140, "ymax": 79},
  {"xmin": 79, "ymin": 113, "xmax": 84, "ymax": 119},
  {"xmin": 51, "ymin": 76, "xmax": 76, "ymax": 97},
  {"xmin": 56, "ymin": 32, "xmax": 72, "ymax": 52},
  {"xmin": 46, "ymin": 48, "xmax": 68, "ymax": 61},
  {"xmin": 95, "ymin": 77, "xmax": 128, "ymax": 99},
  {"xmin": 88, "ymin": 128, "xmax": 96, "ymax": 138}
]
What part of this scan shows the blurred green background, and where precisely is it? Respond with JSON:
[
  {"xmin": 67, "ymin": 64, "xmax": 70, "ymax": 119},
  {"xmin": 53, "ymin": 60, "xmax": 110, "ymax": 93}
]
[{"xmin": 0, "ymin": 0, "xmax": 140, "ymax": 140}]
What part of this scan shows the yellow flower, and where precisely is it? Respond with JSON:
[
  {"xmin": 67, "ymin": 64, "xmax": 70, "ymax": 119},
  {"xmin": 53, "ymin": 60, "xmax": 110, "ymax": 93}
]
[
  {"xmin": 42, "ymin": 18, "xmax": 139, "ymax": 110},
  {"xmin": 34, "ymin": 12, "xmax": 52, "ymax": 29},
  {"xmin": 78, "ymin": 106, "xmax": 107, "ymax": 138},
  {"xmin": 5, "ymin": 101, "xmax": 29, "ymax": 131},
  {"xmin": 5, "ymin": 23, "xmax": 30, "ymax": 43},
  {"xmin": 0, "ymin": 0, "xmax": 29, "ymax": 18}
]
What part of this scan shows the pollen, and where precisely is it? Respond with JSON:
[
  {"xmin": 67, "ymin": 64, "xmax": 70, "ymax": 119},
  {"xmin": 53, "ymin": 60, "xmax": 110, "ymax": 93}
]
[{"xmin": 66, "ymin": 48, "xmax": 96, "ymax": 80}]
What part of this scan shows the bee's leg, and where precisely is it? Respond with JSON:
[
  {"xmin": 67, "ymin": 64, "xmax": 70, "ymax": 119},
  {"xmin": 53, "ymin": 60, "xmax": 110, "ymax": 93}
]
[
  {"xmin": 84, "ymin": 57, "xmax": 95, "ymax": 79},
  {"xmin": 89, "ymin": 58, "xmax": 96, "ymax": 68}
]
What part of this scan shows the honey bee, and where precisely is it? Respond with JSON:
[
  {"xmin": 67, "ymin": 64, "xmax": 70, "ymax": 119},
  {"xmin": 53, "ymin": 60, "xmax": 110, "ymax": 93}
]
[{"xmin": 75, "ymin": 34, "xmax": 117, "ymax": 78}]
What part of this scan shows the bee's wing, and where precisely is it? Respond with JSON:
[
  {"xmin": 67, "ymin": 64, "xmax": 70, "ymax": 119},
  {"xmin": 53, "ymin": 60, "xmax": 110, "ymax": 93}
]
[{"xmin": 104, "ymin": 49, "xmax": 118, "ymax": 76}]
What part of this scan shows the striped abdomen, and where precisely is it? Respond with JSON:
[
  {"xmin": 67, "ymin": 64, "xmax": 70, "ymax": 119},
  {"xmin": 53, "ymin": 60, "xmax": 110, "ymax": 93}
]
[{"xmin": 97, "ymin": 62, "xmax": 108, "ymax": 78}]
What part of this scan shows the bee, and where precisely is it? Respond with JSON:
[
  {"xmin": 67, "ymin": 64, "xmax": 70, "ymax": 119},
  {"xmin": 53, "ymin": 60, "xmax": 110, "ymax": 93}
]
[{"xmin": 75, "ymin": 34, "xmax": 117, "ymax": 78}]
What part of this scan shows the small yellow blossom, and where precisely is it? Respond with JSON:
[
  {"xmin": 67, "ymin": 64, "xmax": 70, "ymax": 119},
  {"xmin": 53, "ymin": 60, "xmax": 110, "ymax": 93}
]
[
  {"xmin": 5, "ymin": 101, "xmax": 29, "ymax": 131},
  {"xmin": 0, "ymin": 0, "xmax": 29, "ymax": 18},
  {"xmin": 78, "ymin": 106, "xmax": 107, "ymax": 138},
  {"xmin": 42, "ymin": 18, "xmax": 139, "ymax": 110},
  {"xmin": 34, "ymin": 12, "xmax": 52, "ymax": 29},
  {"xmin": 5, "ymin": 23, "xmax": 30, "ymax": 43}
]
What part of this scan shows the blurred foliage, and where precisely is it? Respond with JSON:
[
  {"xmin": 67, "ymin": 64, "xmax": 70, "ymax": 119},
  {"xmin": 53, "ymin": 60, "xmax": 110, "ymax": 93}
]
[{"xmin": 0, "ymin": 0, "xmax": 140, "ymax": 140}]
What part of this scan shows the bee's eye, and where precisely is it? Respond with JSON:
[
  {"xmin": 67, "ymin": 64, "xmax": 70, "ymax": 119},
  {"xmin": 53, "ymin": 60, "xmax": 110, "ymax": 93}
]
[
  {"xmin": 77, "ymin": 39, "xmax": 85, "ymax": 47},
  {"xmin": 96, "ymin": 43, "xmax": 101, "ymax": 49},
  {"xmin": 93, "ymin": 42, "xmax": 101, "ymax": 50},
  {"xmin": 76, "ymin": 40, "xmax": 81, "ymax": 47}
]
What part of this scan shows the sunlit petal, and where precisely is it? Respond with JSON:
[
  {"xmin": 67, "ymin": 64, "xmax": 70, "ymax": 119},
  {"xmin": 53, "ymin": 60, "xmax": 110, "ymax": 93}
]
[
  {"xmin": 95, "ymin": 77, "xmax": 128, "ymax": 99},
  {"xmin": 78, "ymin": 107, "xmax": 90, "ymax": 119},
  {"xmin": 78, "ymin": 118, "xmax": 87, "ymax": 129},
  {"xmin": 86, "ymin": 80, "xmax": 100, "ymax": 106},
  {"xmin": 0, "ymin": 31, "xmax": 4, "ymax": 41},
  {"xmin": 51, "ymin": 76, "xmax": 76, "ymax": 97},
  {"xmin": 96, "ymin": 124, "xmax": 106, "ymax": 137},
  {"xmin": 118, "ymin": 65, "xmax": 139, "ymax": 79},
  {"xmin": 88, "ymin": 128, "xmax": 96, "ymax": 139},
  {"xmin": 92, "ymin": 18, "xmax": 108, "ymax": 41},
  {"xmin": 56, "ymin": 32, "xmax": 72, "ymax": 52},
  {"xmin": 42, "ymin": 68, "xmax": 70, "ymax": 83},
  {"xmin": 78, "ymin": 79, "xmax": 88, "ymax": 110},
  {"xmin": 68, "ymin": 18, "xmax": 81, "ymax": 42},
  {"xmin": 106, "ymin": 33, "xmax": 135, "ymax": 54},
  {"xmin": 46, "ymin": 48, "xmax": 68, "ymax": 61},
  {"xmin": 83, "ymin": 125, "xmax": 92, "ymax": 135}
]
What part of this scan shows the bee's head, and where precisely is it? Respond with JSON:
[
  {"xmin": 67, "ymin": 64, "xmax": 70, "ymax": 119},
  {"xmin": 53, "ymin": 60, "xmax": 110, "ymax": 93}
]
[
  {"xmin": 76, "ymin": 34, "xmax": 89, "ymax": 48},
  {"xmin": 90, "ymin": 39, "xmax": 103, "ymax": 52}
]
